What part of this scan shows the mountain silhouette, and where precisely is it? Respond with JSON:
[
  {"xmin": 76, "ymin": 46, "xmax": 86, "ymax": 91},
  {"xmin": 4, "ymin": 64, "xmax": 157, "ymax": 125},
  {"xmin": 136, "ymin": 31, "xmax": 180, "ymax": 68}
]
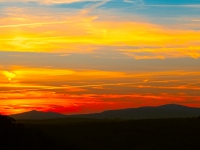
[
  {"xmin": 10, "ymin": 110, "xmax": 66, "ymax": 120},
  {"xmin": 66, "ymin": 104, "xmax": 200, "ymax": 119},
  {"xmin": 10, "ymin": 104, "xmax": 200, "ymax": 120}
]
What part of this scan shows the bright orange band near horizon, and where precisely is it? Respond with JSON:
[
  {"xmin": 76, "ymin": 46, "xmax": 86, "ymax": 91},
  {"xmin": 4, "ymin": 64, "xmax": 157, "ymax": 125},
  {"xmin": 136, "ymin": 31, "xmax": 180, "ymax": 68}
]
[{"xmin": 0, "ymin": 67, "xmax": 200, "ymax": 115}]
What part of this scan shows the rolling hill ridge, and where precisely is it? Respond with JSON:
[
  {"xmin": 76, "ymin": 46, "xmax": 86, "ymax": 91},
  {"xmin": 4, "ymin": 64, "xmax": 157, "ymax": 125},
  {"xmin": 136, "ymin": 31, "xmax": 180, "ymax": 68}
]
[
  {"xmin": 10, "ymin": 104, "xmax": 200, "ymax": 120},
  {"xmin": 10, "ymin": 110, "xmax": 67, "ymax": 120}
]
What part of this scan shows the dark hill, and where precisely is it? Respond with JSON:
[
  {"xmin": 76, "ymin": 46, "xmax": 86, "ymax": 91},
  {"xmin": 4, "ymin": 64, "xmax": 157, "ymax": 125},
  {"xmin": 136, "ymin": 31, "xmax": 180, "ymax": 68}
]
[
  {"xmin": 67, "ymin": 104, "xmax": 200, "ymax": 119},
  {"xmin": 10, "ymin": 110, "xmax": 66, "ymax": 120},
  {"xmin": 10, "ymin": 104, "xmax": 200, "ymax": 120}
]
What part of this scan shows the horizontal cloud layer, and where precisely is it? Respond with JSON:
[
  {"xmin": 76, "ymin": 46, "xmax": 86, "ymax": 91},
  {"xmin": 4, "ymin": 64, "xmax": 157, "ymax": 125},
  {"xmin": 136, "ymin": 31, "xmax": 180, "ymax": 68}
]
[{"xmin": 0, "ymin": 0, "xmax": 102, "ymax": 4}]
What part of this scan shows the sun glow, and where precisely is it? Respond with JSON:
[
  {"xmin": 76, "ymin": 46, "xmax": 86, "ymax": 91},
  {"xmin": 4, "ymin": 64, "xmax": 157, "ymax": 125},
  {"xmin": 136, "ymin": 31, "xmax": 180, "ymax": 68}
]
[{"xmin": 3, "ymin": 71, "xmax": 16, "ymax": 81}]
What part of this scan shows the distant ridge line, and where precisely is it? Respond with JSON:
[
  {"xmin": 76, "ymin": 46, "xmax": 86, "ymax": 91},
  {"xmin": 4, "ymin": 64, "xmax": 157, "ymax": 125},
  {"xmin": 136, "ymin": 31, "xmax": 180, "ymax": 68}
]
[{"xmin": 10, "ymin": 104, "xmax": 200, "ymax": 120}]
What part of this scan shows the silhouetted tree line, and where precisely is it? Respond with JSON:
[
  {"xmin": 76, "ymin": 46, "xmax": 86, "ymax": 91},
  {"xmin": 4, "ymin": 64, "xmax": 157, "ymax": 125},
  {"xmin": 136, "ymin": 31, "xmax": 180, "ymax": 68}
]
[{"xmin": 0, "ymin": 114, "xmax": 78, "ymax": 150}]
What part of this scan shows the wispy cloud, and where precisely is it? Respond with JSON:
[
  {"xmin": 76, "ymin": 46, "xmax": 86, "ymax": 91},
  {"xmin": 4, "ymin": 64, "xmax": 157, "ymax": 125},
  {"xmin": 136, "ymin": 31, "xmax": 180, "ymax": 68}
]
[
  {"xmin": 1, "ymin": 18, "xmax": 200, "ymax": 59},
  {"xmin": 0, "ymin": 21, "xmax": 67, "ymax": 28},
  {"xmin": 0, "ymin": 0, "xmax": 101, "ymax": 4},
  {"xmin": 124, "ymin": 0, "xmax": 144, "ymax": 5},
  {"xmin": 145, "ymin": 4, "xmax": 200, "ymax": 8}
]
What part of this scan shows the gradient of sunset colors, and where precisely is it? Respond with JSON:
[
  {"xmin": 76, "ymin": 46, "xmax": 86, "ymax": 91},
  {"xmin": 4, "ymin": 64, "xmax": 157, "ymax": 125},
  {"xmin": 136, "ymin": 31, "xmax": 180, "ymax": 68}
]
[{"xmin": 0, "ymin": 0, "xmax": 200, "ymax": 115}]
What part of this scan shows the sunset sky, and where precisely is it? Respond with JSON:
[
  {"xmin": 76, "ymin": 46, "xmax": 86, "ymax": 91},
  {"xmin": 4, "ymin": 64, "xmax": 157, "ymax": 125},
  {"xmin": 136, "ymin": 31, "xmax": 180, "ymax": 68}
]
[{"xmin": 0, "ymin": 0, "xmax": 200, "ymax": 115}]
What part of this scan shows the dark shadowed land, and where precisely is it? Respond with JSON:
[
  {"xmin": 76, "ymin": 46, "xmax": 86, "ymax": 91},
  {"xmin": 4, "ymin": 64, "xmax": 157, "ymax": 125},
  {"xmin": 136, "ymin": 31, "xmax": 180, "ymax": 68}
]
[
  {"xmin": 10, "ymin": 104, "xmax": 200, "ymax": 120},
  {"xmin": 10, "ymin": 110, "xmax": 67, "ymax": 120},
  {"xmin": 1, "ymin": 104, "xmax": 200, "ymax": 149},
  {"xmin": 9, "ymin": 117, "xmax": 200, "ymax": 150}
]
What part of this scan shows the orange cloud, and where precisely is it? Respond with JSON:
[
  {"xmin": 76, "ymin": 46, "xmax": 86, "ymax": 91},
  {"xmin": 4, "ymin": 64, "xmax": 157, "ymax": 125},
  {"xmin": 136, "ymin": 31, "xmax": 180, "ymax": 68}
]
[
  {"xmin": 0, "ymin": 7, "xmax": 199, "ymax": 59},
  {"xmin": 2, "ymin": 71, "xmax": 16, "ymax": 81},
  {"xmin": 0, "ymin": 67, "xmax": 200, "ymax": 112},
  {"xmin": 1, "ymin": 67, "xmax": 200, "ymax": 115},
  {"xmin": 1, "ymin": 93, "xmax": 200, "ymax": 115},
  {"xmin": 1, "ymin": 67, "xmax": 200, "ymax": 88}
]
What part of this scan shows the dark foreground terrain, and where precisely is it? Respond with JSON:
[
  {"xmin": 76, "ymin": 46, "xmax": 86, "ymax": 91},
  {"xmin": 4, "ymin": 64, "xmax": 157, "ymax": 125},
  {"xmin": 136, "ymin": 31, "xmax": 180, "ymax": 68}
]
[{"xmin": 1, "ymin": 115, "xmax": 200, "ymax": 150}]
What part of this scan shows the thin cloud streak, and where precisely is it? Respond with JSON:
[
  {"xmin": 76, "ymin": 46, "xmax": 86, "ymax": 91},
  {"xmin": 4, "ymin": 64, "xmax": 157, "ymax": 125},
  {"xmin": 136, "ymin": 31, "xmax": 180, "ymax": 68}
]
[
  {"xmin": 0, "ymin": 21, "xmax": 67, "ymax": 28},
  {"xmin": 146, "ymin": 4, "xmax": 200, "ymax": 8},
  {"xmin": 0, "ymin": 0, "xmax": 101, "ymax": 4}
]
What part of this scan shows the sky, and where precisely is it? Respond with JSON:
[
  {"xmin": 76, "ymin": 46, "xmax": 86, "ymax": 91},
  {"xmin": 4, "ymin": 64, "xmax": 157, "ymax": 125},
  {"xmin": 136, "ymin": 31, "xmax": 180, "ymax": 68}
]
[{"xmin": 0, "ymin": 0, "xmax": 200, "ymax": 115}]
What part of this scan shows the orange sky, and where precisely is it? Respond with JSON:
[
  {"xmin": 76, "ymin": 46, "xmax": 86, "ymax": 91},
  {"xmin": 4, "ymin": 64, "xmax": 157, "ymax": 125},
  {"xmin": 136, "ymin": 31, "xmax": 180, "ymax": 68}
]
[
  {"xmin": 0, "ymin": 0, "xmax": 200, "ymax": 115},
  {"xmin": 1, "ymin": 67, "xmax": 200, "ymax": 115}
]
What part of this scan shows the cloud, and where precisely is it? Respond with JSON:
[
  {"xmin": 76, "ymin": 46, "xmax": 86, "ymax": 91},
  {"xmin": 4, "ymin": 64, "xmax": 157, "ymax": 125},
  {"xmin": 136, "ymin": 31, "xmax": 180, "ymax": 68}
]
[
  {"xmin": 124, "ymin": 0, "xmax": 144, "ymax": 5},
  {"xmin": 1, "ymin": 66, "xmax": 200, "ymax": 115},
  {"xmin": 2, "ymin": 92, "xmax": 200, "ymax": 115},
  {"xmin": 1, "ymin": 6, "xmax": 199, "ymax": 59},
  {"xmin": 2, "ymin": 71, "xmax": 16, "ymax": 81},
  {"xmin": 0, "ymin": 0, "xmax": 199, "ymax": 60},
  {"xmin": 81, "ymin": 0, "xmax": 110, "ymax": 15},
  {"xmin": 145, "ymin": 5, "xmax": 200, "ymax": 8},
  {"xmin": 0, "ymin": 0, "xmax": 101, "ymax": 4},
  {"xmin": 0, "ymin": 21, "xmax": 67, "ymax": 28}
]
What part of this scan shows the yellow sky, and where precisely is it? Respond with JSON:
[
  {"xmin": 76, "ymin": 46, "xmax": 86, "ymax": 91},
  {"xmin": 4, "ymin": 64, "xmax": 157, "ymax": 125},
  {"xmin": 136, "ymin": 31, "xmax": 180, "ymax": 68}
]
[{"xmin": 0, "ymin": 7, "xmax": 200, "ymax": 59}]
